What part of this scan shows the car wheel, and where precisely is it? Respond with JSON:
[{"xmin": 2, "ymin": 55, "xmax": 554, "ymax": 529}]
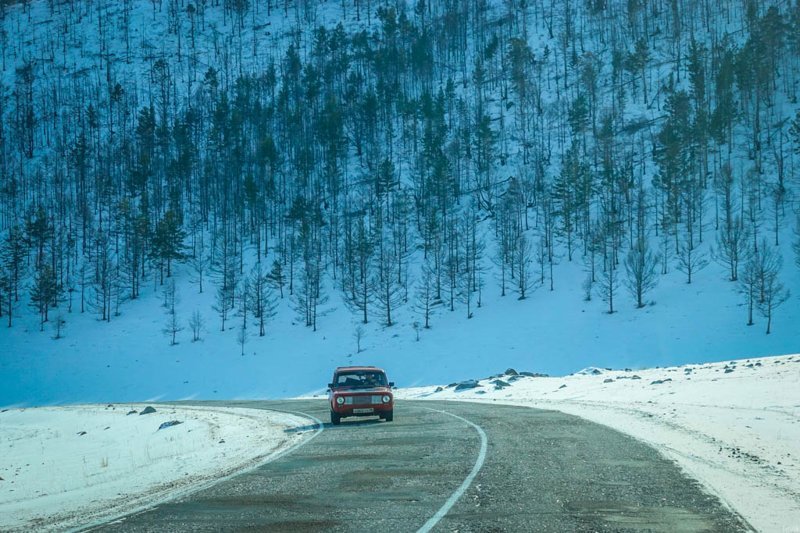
[
  {"xmin": 384, "ymin": 410, "xmax": 393, "ymax": 422},
  {"xmin": 331, "ymin": 411, "xmax": 341, "ymax": 425}
]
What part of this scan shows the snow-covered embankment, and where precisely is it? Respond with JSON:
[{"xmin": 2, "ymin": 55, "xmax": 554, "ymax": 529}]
[{"xmin": 0, "ymin": 404, "xmax": 314, "ymax": 531}]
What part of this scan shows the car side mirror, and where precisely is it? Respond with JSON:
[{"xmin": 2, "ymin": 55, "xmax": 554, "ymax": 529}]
[
  {"xmin": 327, "ymin": 383, "xmax": 334, "ymax": 389},
  {"xmin": 389, "ymin": 382, "xmax": 395, "ymax": 388}
]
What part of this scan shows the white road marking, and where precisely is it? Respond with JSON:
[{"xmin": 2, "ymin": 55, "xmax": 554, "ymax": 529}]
[{"xmin": 417, "ymin": 408, "xmax": 488, "ymax": 533}]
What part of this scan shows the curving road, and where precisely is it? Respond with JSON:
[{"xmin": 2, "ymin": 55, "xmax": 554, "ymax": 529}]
[{"xmin": 94, "ymin": 400, "xmax": 750, "ymax": 532}]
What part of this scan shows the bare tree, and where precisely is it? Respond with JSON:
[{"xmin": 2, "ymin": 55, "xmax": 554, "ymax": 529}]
[
  {"xmin": 293, "ymin": 254, "xmax": 327, "ymax": 331},
  {"xmin": 51, "ymin": 312, "xmax": 66, "ymax": 340},
  {"xmin": 30, "ymin": 263, "xmax": 59, "ymax": 330},
  {"xmin": 753, "ymin": 240, "xmax": 790, "ymax": 334},
  {"xmin": 267, "ymin": 260, "xmax": 285, "ymax": 298},
  {"xmin": 513, "ymin": 233, "xmax": 534, "ymax": 300},
  {"xmin": 676, "ymin": 237, "xmax": 708, "ymax": 284},
  {"xmin": 581, "ymin": 273, "xmax": 593, "ymax": 302},
  {"xmin": 759, "ymin": 270, "xmax": 790, "ymax": 335},
  {"xmin": 189, "ymin": 309, "xmax": 204, "ymax": 342},
  {"xmin": 342, "ymin": 216, "xmax": 375, "ymax": 324},
  {"xmin": 596, "ymin": 217, "xmax": 622, "ymax": 316},
  {"xmin": 713, "ymin": 164, "xmax": 748, "ymax": 281},
  {"xmin": 1, "ymin": 226, "xmax": 26, "ymax": 327},
  {"xmin": 237, "ymin": 278, "xmax": 250, "ymax": 330},
  {"xmin": 249, "ymin": 262, "xmax": 277, "ymax": 336},
  {"xmin": 793, "ymin": 215, "xmax": 800, "ymax": 270},
  {"xmin": 237, "ymin": 322, "xmax": 248, "ymax": 355},
  {"xmin": 162, "ymin": 279, "xmax": 182, "ymax": 345},
  {"xmin": 163, "ymin": 309, "xmax": 183, "ymax": 345},
  {"xmin": 598, "ymin": 263, "xmax": 620, "ymax": 314},
  {"xmin": 353, "ymin": 324, "xmax": 365, "ymax": 353},
  {"xmin": 212, "ymin": 230, "xmax": 239, "ymax": 331},
  {"xmin": 374, "ymin": 230, "xmax": 403, "ymax": 327},
  {"xmin": 714, "ymin": 216, "xmax": 749, "ymax": 282},
  {"xmin": 739, "ymin": 251, "xmax": 759, "ymax": 327},
  {"xmin": 624, "ymin": 240, "xmax": 660, "ymax": 308},
  {"xmin": 413, "ymin": 258, "xmax": 439, "ymax": 329},
  {"xmin": 213, "ymin": 281, "xmax": 232, "ymax": 331},
  {"xmin": 188, "ymin": 239, "xmax": 210, "ymax": 294},
  {"xmin": 91, "ymin": 231, "xmax": 118, "ymax": 322}
]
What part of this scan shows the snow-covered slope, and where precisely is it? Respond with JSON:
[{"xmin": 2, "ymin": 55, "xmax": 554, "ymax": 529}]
[
  {"xmin": 0, "ymin": 404, "xmax": 314, "ymax": 532},
  {"xmin": 2, "ymin": 254, "xmax": 798, "ymax": 405}
]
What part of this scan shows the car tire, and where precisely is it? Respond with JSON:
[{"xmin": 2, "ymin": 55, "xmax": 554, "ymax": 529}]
[
  {"xmin": 331, "ymin": 411, "xmax": 341, "ymax": 425},
  {"xmin": 384, "ymin": 410, "xmax": 393, "ymax": 422}
]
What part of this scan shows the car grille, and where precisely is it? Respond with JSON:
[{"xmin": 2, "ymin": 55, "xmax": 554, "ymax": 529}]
[{"xmin": 344, "ymin": 395, "xmax": 384, "ymax": 405}]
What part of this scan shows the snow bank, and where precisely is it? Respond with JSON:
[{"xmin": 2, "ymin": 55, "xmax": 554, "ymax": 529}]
[
  {"xmin": 0, "ymin": 404, "xmax": 313, "ymax": 531},
  {"xmin": 399, "ymin": 354, "xmax": 800, "ymax": 533}
]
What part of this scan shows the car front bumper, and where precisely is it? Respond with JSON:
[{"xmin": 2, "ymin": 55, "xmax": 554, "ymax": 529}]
[{"xmin": 331, "ymin": 403, "xmax": 394, "ymax": 417}]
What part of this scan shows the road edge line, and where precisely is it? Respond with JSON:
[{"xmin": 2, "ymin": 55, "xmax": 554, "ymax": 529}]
[{"xmin": 417, "ymin": 408, "xmax": 488, "ymax": 533}]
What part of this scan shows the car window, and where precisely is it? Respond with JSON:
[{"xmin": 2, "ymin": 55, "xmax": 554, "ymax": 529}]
[{"xmin": 335, "ymin": 371, "xmax": 387, "ymax": 388}]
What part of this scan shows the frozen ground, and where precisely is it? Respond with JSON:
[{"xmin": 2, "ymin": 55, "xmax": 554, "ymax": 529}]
[
  {"xmin": 0, "ymin": 404, "xmax": 314, "ymax": 532},
  {"xmin": 398, "ymin": 353, "xmax": 800, "ymax": 533}
]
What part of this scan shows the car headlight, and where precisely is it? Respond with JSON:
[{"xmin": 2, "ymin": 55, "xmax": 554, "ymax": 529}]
[
  {"xmin": 336, "ymin": 396, "xmax": 345, "ymax": 405},
  {"xmin": 382, "ymin": 395, "xmax": 391, "ymax": 403}
]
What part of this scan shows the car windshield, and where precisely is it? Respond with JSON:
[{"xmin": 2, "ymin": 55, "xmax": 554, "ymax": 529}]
[{"xmin": 335, "ymin": 371, "xmax": 387, "ymax": 389}]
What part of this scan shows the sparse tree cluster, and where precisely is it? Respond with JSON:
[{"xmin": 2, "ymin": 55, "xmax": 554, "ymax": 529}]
[{"xmin": 0, "ymin": 0, "xmax": 798, "ymax": 346}]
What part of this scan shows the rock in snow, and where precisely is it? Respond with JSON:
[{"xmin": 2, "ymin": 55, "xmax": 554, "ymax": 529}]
[
  {"xmin": 492, "ymin": 379, "xmax": 510, "ymax": 390},
  {"xmin": 139, "ymin": 406, "xmax": 157, "ymax": 415},
  {"xmin": 650, "ymin": 378, "xmax": 673, "ymax": 385},
  {"xmin": 454, "ymin": 380, "xmax": 481, "ymax": 391},
  {"xmin": 575, "ymin": 367, "xmax": 604, "ymax": 376},
  {"xmin": 158, "ymin": 420, "xmax": 183, "ymax": 431}
]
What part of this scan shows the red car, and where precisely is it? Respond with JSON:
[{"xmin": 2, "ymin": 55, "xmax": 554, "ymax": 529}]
[{"xmin": 328, "ymin": 366, "xmax": 394, "ymax": 425}]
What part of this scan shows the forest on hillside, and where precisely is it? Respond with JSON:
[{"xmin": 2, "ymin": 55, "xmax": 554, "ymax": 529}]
[{"xmin": 1, "ymin": 0, "xmax": 800, "ymax": 340}]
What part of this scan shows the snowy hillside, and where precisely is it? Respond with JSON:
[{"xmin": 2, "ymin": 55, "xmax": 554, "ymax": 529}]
[
  {"xmin": 1, "ymin": 0, "xmax": 800, "ymax": 405},
  {"xmin": 2, "ymin": 254, "xmax": 799, "ymax": 405}
]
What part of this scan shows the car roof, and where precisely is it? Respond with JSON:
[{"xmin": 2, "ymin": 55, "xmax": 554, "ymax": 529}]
[{"xmin": 334, "ymin": 366, "xmax": 386, "ymax": 373}]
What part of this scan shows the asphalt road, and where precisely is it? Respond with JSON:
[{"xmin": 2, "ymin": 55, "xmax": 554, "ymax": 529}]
[{"xmin": 94, "ymin": 400, "xmax": 751, "ymax": 532}]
